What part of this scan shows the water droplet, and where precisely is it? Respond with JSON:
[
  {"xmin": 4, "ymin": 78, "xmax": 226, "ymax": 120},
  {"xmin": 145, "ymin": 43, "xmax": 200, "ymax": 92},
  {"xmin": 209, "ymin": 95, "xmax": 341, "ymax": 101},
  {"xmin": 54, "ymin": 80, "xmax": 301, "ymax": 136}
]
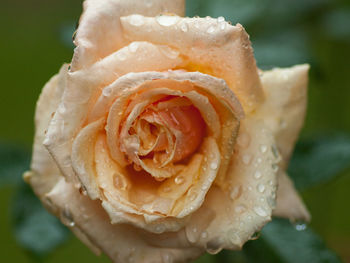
[
  {"xmin": 219, "ymin": 22, "xmax": 226, "ymax": 30},
  {"xmin": 280, "ymin": 119, "xmax": 287, "ymax": 128},
  {"xmin": 229, "ymin": 186, "xmax": 241, "ymax": 200},
  {"xmin": 237, "ymin": 133, "xmax": 250, "ymax": 148},
  {"xmin": 129, "ymin": 14, "xmax": 145, "ymax": 26},
  {"xmin": 162, "ymin": 252, "xmax": 173, "ymax": 263},
  {"xmin": 57, "ymin": 104, "xmax": 66, "ymax": 114},
  {"xmin": 180, "ymin": 22, "xmax": 188, "ymax": 32},
  {"xmin": 260, "ymin": 144, "xmax": 268, "ymax": 153},
  {"xmin": 217, "ymin": 16, "xmax": 225, "ymax": 23},
  {"xmin": 156, "ymin": 15, "xmax": 179, "ymax": 26},
  {"xmin": 61, "ymin": 206, "xmax": 75, "ymax": 227},
  {"xmin": 207, "ymin": 26, "xmax": 215, "ymax": 33},
  {"xmin": 129, "ymin": 42, "xmax": 139, "ymax": 53},
  {"xmin": 228, "ymin": 229, "xmax": 241, "ymax": 245},
  {"xmin": 267, "ymin": 196, "xmax": 276, "ymax": 208},
  {"xmin": 242, "ymin": 154, "xmax": 252, "ymax": 165},
  {"xmin": 257, "ymin": 184, "xmax": 265, "ymax": 193},
  {"xmin": 175, "ymin": 175, "xmax": 185, "ymax": 185},
  {"xmin": 254, "ymin": 170, "xmax": 262, "ymax": 179},
  {"xmin": 133, "ymin": 163, "xmax": 142, "ymax": 172},
  {"xmin": 295, "ymin": 222, "xmax": 307, "ymax": 231},
  {"xmin": 272, "ymin": 164, "xmax": 279, "ymax": 172},
  {"xmin": 206, "ymin": 240, "xmax": 222, "ymax": 255},
  {"xmin": 114, "ymin": 174, "xmax": 128, "ymax": 190},
  {"xmin": 254, "ymin": 206, "xmax": 268, "ymax": 217},
  {"xmin": 155, "ymin": 224, "xmax": 165, "ymax": 233},
  {"xmin": 210, "ymin": 162, "xmax": 218, "ymax": 170},
  {"xmin": 102, "ymin": 87, "xmax": 112, "ymax": 97},
  {"xmin": 250, "ymin": 231, "xmax": 261, "ymax": 240},
  {"xmin": 189, "ymin": 192, "xmax": 197, "ymax": 201},
  {"xmin": 201, "ymin": 231, "xmax": 208, "ymax": 239},
  {"xmin": 271, "ymin": 145, "xmax": 280, "ymax": 159},
  {"xmin": 256, "ymin": 157, "xmax": 262, "ymax": 164},
  {"xmin": 186, "ymin": 226, "xmax": 199, "ymax": 243},
  {"xmin": 234, "ymin": 204, "xmax": 246, "ymax": 214}
]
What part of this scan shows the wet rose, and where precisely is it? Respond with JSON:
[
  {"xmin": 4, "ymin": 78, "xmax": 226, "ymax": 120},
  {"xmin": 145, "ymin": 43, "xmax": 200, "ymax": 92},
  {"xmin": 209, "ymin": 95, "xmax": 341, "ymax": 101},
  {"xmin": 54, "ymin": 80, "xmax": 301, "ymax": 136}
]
[{"xmin": 24, "ymin": 0, "xmax": 310, "ymax": 262}]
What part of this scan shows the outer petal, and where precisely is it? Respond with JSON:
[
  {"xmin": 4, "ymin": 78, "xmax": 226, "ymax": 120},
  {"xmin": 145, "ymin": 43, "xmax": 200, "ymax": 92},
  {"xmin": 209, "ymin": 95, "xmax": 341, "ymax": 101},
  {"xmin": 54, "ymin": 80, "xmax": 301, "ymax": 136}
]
[
  {"xmin": 274, "ymin": 172, "xmax": 310, "ymax": 222},
  {"xmin": 24, "ymin": 65, "xmax": 68, "ymax": 198},
  {"xmin": 120, "ymin": 15, "xmax": 264, "ymax": 113},
  {"xmin": 47, "ymin": 178, "xmax": 203, "ymax": 263},
  {"xmin": 177, "ymin": 117, "xmax": 280, "ymax": 252},
  {"xmin": 258, "ymin": 64, "xmax": 310, "ymax": 221},
  {"xmin": 72, "ymin": 0, "xmax": 185, "ymax": 70}
]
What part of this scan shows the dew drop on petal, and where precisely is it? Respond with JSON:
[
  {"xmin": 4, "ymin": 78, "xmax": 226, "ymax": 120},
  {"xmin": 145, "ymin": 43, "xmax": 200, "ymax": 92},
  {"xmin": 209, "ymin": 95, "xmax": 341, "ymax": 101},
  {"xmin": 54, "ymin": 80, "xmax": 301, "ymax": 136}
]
[
  {"xmin": 129, "ymin": 14, "xmax": 145, "ymax": 26},
  {"xmin": 180, "ymin": 22, "xmax": 188, "ymax": 32},
  {"xmin": 229, "ymin": 186, "xmax": 241, "ymax": 200},
  {"xmin": 254, "ymin": 206, "xmax": 268, "ymax": 217},
  {"xmin": 259, "ymin": 144, "xmax": 268, "ymax": 153},
  {"xmin": 234, "ymin": 204, "xmax": 246, "ymax": 214},
  {"xmin": 102, "ymin": 87, "xmax": 112, "ymax": 97},
  {"xmin": 175, "ymin": 175, "xmax": 185, "ymax": 185},
  {"xmin": 128, "ymin": 42, "xmax": 139, "ymax": 53},
  {"xmin": 257, "ymin": 184, "xmax": 265, "ymax": 193},
  {"xmin": 201, "ymin": 231, "xmax": 208, "ymax": 239},
  {"xmin": 254, "ymin": 170, "xmax": 262, "ymax": 179},
  {"xmin": 210, "ymin": 162, "xmax": 218, "ymax": 170},
  {"xmin": 156, "ymin": 15, "xmax": 179, "ymax": 26},
  {"xmin": 217, "ymin": 16, "xmax": 225, "ymax": 23},
  {"xmin": 207, "ymin": 26, "xmax": 215, "ymax": 33}
]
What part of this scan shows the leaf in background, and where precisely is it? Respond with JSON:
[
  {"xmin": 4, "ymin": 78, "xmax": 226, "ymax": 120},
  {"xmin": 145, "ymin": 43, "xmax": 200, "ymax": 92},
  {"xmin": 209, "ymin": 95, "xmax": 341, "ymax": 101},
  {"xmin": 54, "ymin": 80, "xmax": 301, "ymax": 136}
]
[
  {"xmin": 207, "ymin": 219, "xmax": 341, "ymax": 263},
  {"xmin": 288, "ymin": 135, "xmax": 350, "ymax": 191},
  {"xmin": 12, "ymin": 183, "xmax": 70, "ymax": 256},
  {"xmin": 259, "ymin": 218, "xmax": 341, "ymax": 263},
  {"xmin": 0, "ymin": 142, "xmax": 30, "ymax": 187}
]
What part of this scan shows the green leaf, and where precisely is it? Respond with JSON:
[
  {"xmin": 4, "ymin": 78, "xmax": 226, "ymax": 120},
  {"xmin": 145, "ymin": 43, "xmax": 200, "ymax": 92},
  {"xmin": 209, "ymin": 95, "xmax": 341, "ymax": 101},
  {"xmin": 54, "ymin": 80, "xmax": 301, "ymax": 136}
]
[
  {"xmin": 0, "ymin": 142, "xmax": 30, "ymax": 187},
  {"xmin": 260, "ymin": 218, "xmax": 341, "ymax": 263},
  {"xmin": 210, "ymin": 219, "xmax": 341, "ymax": 263},
  {"xmin": 288, "ymin": 135, "xmax": 350, "ymax": 190},
  {"xmin": 12, "ymin": 183, "xmax": 70, "ymax": 256}
]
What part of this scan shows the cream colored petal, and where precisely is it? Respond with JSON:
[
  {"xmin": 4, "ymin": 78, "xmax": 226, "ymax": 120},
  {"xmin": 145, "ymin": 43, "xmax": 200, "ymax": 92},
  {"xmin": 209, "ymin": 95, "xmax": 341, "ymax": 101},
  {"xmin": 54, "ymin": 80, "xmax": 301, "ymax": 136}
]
[
  {"xmin": 120, "ymin": 15, "xmax": 264, "ymax": 112},
  {"xmin": 47, "ymin": 178, "xmax": 203, "ymax": 263},
  {"xmin": 258, "ymin": 64, "xmax": 310, "ymax": 221},
  {"xmin": 25, "ymin": 65, "xmax": 68, "ymax": 198},
  {"xmin": 259, "ymin": 64, "xmax": 309, "ymax": 166},
  {"xmin": 181, "ymin": 117, "xmax": 280, "ymax": 251},
  {"xmin": 274, "ymin": 171, "xmax": 311, "ymax": 222},
  {"xmin": 72, "ymin": 0, "xmax": 185, "ymax": 70},
  {"xmin": 44, "ymin": 42, "xmax": 183, "ymax": 184},
  {"xmin": 71, "ymin": 118, "xmax": 106, "ymax": 200}
]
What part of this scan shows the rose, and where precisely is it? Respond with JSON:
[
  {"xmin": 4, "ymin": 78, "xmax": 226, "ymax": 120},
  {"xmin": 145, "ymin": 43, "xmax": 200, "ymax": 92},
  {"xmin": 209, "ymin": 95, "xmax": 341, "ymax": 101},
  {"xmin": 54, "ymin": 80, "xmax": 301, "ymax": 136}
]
[{"xmin": 24, "ymin": 0, "xmax": 310, "ymax": 262}]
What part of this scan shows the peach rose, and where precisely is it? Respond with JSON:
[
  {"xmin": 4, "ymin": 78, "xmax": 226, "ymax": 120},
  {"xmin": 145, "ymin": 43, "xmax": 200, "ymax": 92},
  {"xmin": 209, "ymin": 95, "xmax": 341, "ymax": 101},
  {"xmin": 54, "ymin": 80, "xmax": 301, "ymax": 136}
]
[{"xmin": 24, "ymin": 0, "xmax": 310, "ymax": 262}]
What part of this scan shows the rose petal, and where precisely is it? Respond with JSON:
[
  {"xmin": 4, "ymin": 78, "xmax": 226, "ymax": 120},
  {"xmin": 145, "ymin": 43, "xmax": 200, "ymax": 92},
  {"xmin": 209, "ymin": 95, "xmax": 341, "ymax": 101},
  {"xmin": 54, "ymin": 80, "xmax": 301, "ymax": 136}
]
[
  {"xmin": 44, "ymin": 42, "xmax": 183, "ymax": 184},
  {"xmin": 25, "ymin": 65, "xmax": 68, "ymax": 198},
  {"xmin": 72, "ymin": 0, "xmax": 185, "ymax": 70},
  {"xmin": 274, "ymin": 171, "xmax": 311, "ymax": 222},
  {"xmin": 47, "ymin": 178, "xmax": 203, "ymax": 263},
  {"xmin": 120, "ymin": 15, "xmax": 264, "ymax": 112},
  {"xmin": 182, "ymin": 117, "xmax": 280, "ymax": 251},
  {"xmin": 258, "ymin": 64, "xmax": 310, "ymax": 221}
]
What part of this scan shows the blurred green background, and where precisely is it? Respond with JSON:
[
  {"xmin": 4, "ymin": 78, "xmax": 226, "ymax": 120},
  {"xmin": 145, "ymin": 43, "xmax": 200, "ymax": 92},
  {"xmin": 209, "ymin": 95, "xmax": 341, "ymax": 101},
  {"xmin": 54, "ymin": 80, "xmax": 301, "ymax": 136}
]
[{"xmin": 1, "ymin": 0, "xmax": 349, "ymax": 262}]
